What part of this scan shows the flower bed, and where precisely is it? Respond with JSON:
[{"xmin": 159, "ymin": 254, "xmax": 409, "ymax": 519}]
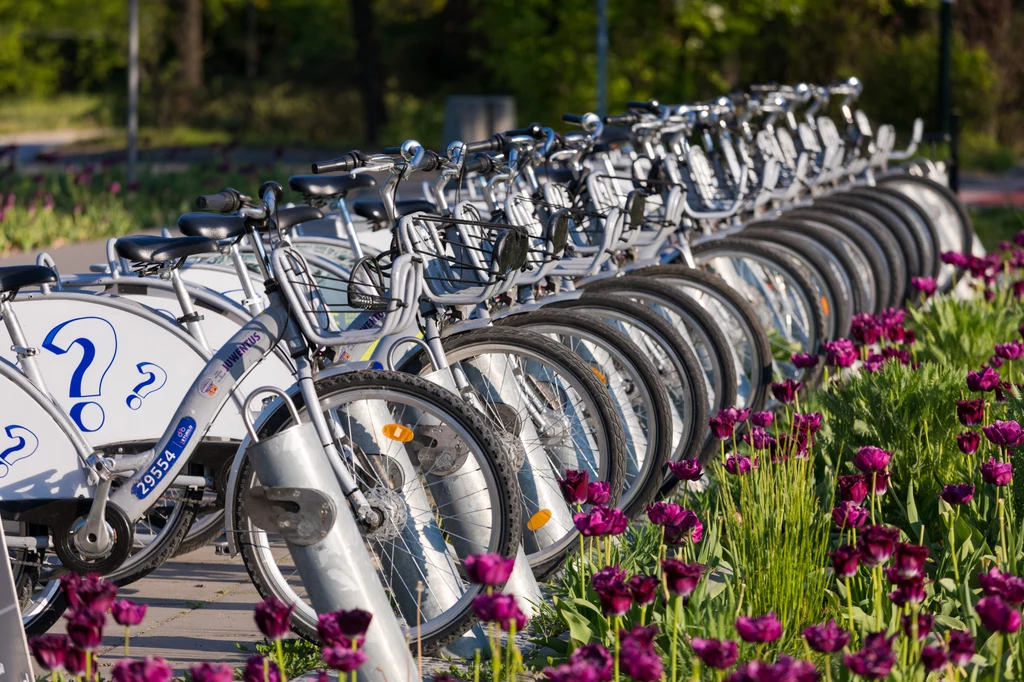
[{"xmin": 24, "ymin": 244, "xmax": 1024, "ymax": 681}]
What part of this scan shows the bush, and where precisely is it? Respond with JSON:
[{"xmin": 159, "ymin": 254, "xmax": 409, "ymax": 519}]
[{"xmin": 907, "ymin": 292, "xmax": 1024, "ymax": 370}]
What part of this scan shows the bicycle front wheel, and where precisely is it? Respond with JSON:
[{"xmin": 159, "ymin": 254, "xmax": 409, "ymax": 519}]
[{"xmin": 236, "ymin": 370, "xmax": 521, "ymax": 654}]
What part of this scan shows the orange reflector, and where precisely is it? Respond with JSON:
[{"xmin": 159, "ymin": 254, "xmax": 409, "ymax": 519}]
[
  {"xmin": 527, "ymin": 509, "xmax": 552, "ymax": 531},
  {"xmin": 382, "ymin": 424, "xmax": 414, "ymax": 443},
  {"xmin": 821, "ymin": 296, "xmax": 830, "ymax": 316},
  {"xmin": 590, "ymin": 366, "xmax": 607, "ymax": 384}
]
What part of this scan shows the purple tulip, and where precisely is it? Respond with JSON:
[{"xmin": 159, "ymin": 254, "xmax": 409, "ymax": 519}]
[
  {"xmin": 29, "ymin": 634, "xmax": 70, "ymax": 671},
  {"xmin": 690, "ymin": 638, "xmax": 739, "ymax": 669},
  {"xmin": 570, "ymin": 643, "xmax": 613, "ymax": 682},
  {"xmin": 544, "ymin": 663, "xmax": 599, "ymax": 682},
  {"xmin": 851, "ymin": 315, "xmax": 883, "ymax": 346},
  {"xmin": 720, "ymin": 406, "xmax": 750, "ymax": 422},
  {"xmin": 586, "ymin": 481, "xmax": 611, "ymax": 505},
  {"xmin": 771, "ymin": 379, "xmax": 803, "ymax": 404},
  {"xmin": 857, "ymin": 525, "xmax": 900, "ymax": 566},
  {"xmin": 843, "ymin": 632, "xmax": 896, "ymax": 680},
  {"xmin": 958, "ymin": 431, "xmax": 982, "ymax": 454},
  {"xmin": 920, "ymin": 644, "xmax": 947, "ymax": 672},
  {"xmin": 628, "ymin": 575, "xmax": 659, "ymax": 606},
  {"xmin": 65, "ymin": 648, "xmax": 87, "ymax": 677},
  {"xmin": 947, "ymin": 630, "xmax": 975, "ymax": 666},
  {"xmin": 724, "ymin": 454, "xmax": 753, "ymax": 475},
  {"xmin": 976, "ymin": 595, "xmax": 1022, "ymax": 632},
  {"xmin": 557, "ymin": 470, "xmax": 590, "ymax": 504},
  {"xmin": 666, "ymin": 458, "xmax": 702, "ymax": 481},
  {"xmin": 661, "ymin": 559, "xmax": 704, "ymax": 597},
  {"xmin": 941, "ymin": 251, "xmax": 969, "ymax": 268},
  {"xmin": 253, "ymin": 597, "xmax": 293, "ymax": 641},
  {"xmin": 832, "ymin": 501, "xmax": 868, "ymax": 529},
  {"xmin": 742, "ymin": 427, "xmax": 775, "ymax": 450},
  {"xmin": 619, "ymin": 625, "xmax": 663, "ymax": 682},
  {"xmin": 956, "ymin": 398, "xmax": 985, "ymax": 426},
  {"xmin": 901, "ymin": 612, "xmax": 933, "ymax": 640},
  {"xmin": 863, "ymin": 353, "xmax": 884, "ymax": 373},
  {"xmin": 837, "ymin": 474, "xmax": 868, "ymax": 504},
  {"xmin": 464, "ymin": 553, "xmax": 515, "ymax": 586},
  {"xmin": 750, "ymin": 411, "xmax": 774, "ymax": 428},
  {"xmin": 111, "ymin": 599, "xmax": 147, "ymax": 627},
  {"xmin": 967, "ymin": 367, "xmax": 1001, "ymax": 392},
  {"xmin": 824, "ymin": 338, "xmax": 858, "ymax": 367},
  {"xmin": 664, "ymin": 509, "xmax": 703, "ymax": 544},
  {"xmin": 793, "ymin": 412, "xmax": 823, "ymax": 434},
  {"xmin": 591, "ymin": 565, "xmax": 626, "ymax": 591},
  {"xmin": 791, "ymin": 352, "xmax": 820, "ymax": 368},
  {"xmin": 982, "ymin": 458, "xmax": 1013, "ymax": 486},
  {"xmin": 887, "ymin": 574, "xmax": 926, "ymax": 606},
  {"xmin": 111, "ymin": 657, "xmax": 172, "ymax": 682},
  {"xmin": 594, "ymin": 579, "xmax": 632, "ymax": 616},
  {"xmin": 708, "ymin": 414, "xmax": 735, "ymax": 439},
  {"xmin": 980, "ymin": 567, "xmax": 1024, "ymax": 604},
  {"xmin": 911, "ymin": 277, "xmax": 937, "ymax": 297},
  {"xmin": 317, "ymin": 608, "xmax": 372, "ymax": 648},
  {"xmin": 573, "ymin": 505, "xmax": 628, "ymax": 536},
  {"xmin": 323, "ymin": 646, "xmax": 367, "ymax": 673},
  {"xmin": 872, "ymin": 470, "xmax": 890, "ymax": 495},
  {"xmin": 832, "ymin": 545, "xmax": 861, "ymax": 578},
  {"xmin": 471, "ymin": 592, "xmax": 527, "ymax": 631},
  {"xmin": 735, "ymin": 612, "xmax": 783, "ymax": 643},
  {"xmin": 646, "ymin": 501, "xmax": 686, "ymax": 527},
  {"xmin": 803, "ymin": 620, "xmax": 849, "ymax": 653},
  {"xmin": 727, "ymin": 657, "xmax": 818, "ymax": 682},
  {"xmin": 940, "ymin": 483, "xmax": 975, "ymax": 505},
  {"xmin": 853, "ymin": 446, "xmax": 892, "ymax": 473},
  {"xmin": 891, "ymin": 543, "xmax": 929, "ymax": 580},
  {"xmin": 983, "ymin": 420, "xmax": 1024, "ymax": 448},
  {"xmin": 66, "ymin": 609, "xmax": 105, "ymax": 650},
  {"xmin": 996, "ymin": 341, "xmax": 1024, "ymax": 360},
  {"xmin": 62, "ymin": 573, "xmax": 118, "ymax": 614},
  {"xmin": 190, "ymin": 663, "xmax": 234, "ymax": 682}
]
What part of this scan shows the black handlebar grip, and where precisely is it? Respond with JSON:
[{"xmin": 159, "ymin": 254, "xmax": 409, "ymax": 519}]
[
  {"xmin": 416, "ymin": 150, "xmax": 443, "ymax": 173},
  {"xmin": 195, "ymin": 188, "xmax": 240, "ymax": 212},
  {"xmin": 561, "ymin": 113, "xmax": 585, "ymax": 125},
  {"xmin": 382, "ymin": 146, "xmax": 402, "ymax": 155},
  {"xmin": 502, "ymin": 123, "xmax": 544, "ymax": 138},
  {"xmin": 627, "ymin": 99, "xmax": 660, "ymax": 113},
  {"xmin": 259, "ymin": 181, "xmax": 284, "ymax": 203},
  {"xmin": 311, "ymin": 151, "xmax": 365, "ymax": 174},
  {"xmin": 602, "ymin": 113, "xmax": 640, "ymax": 127},
  {"xmin": 462, "ymin": 135, "xmax": 503, "ymax": 154},
  {"xmin": 463, "ymin": 154, "xmax": 494, "ymax": 175}
]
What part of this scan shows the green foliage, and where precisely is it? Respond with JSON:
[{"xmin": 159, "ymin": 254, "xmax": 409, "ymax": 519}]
[
  {"xmin": 971, "ymin": 207, "xmax": 1024, "ymax": 252},
  {"xmin": 235, "ymin": 638, "xmax": 323, "ymax": 679},
  {"xmin": 718, "ymin": 455, "xmax": 832, "ymax": 653},
  {"xmin": 817, "ymin": 360, "xmax": 966, "ymax": 511},
  {"xmin": 907, "ymin": 292, "xmax": 1024, "ymax": 369}
]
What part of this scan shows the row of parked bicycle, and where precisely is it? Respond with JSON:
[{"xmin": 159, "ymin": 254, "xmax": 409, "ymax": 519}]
[{"xmin": 5, "ymin": 77, "xmax": 974, "ymax": 659}]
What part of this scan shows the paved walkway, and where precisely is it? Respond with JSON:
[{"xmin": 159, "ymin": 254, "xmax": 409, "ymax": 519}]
[{"xmin": 46, "ymin": 545, "xmax": 270, "ymax": 675}]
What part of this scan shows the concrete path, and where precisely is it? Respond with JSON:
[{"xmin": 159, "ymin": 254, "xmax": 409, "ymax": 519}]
[{"xmin": 46, "ymin": 545, "xmax": 270, "ymax": 675}]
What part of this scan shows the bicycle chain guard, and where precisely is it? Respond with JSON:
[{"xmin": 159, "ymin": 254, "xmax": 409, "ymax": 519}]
[{"xmin": 243, "ymin": 486, "xmax": 336, "ymax": 547}]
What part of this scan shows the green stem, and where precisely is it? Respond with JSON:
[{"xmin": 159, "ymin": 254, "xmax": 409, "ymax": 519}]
[
  {"xmin": 846, "ymin": 576, "xmax": 856, "ymax": 637},
  {"xmin": 125, "ymin": 626, "xmax": 130, "ymax": 658},
  {"xmin": 671, "ymin": 595, "xmax": 681, "ymax": 682},
  {"xmin": 614, "ymin": 615, "xmax": 621, "ymax": 682},
  {"xmin": 996, "ymin": 632, "xmax": 1004, "ymax": 682},
  {"xmin": 999, "ymin": 496, "xmax": 1008, "ymax": 572}
]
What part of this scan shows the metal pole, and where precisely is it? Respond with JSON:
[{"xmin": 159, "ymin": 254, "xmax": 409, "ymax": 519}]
[
  {"xmin": 938, "ymin": 0, "xmax": 952, "ymax": 136},
  {"xmin": 596, "ymin": 0, "xmax": 608, "ymax": 117},
  {"xmin": 127, "ymin": 0, "xmax": 139, "ymax": 184}
]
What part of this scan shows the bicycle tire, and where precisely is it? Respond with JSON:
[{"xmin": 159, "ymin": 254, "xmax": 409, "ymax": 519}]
[
  {"xmin": 494, "ymin": 309, "xmax": 672, "ymax": 516},
  {"xmin": 236, "ymin": 369, "xmax": 520, "ymax": 654},
  {"xmin": 627, "ymin": 265, "xmax": 773, "ymax": 413},
  {"xmin": 690, "ymin": 237, "xmax": 827, "ymax": 388},
  {"xmin": 404, "ymin": 326, "xmax": 627, "ymax": 580}
]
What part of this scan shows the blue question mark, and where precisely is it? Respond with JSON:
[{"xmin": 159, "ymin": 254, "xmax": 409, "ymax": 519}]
[
  {"xmin": 42, "ymin": 317, "xmax": 118, "ymax": 432},
  {"xmin": 126, "ymin": 362, "xmax": 168, "ymax": 410},
  {"xmin": 0, "ymin": 425, "xmax": 39, "ymax": 479}
]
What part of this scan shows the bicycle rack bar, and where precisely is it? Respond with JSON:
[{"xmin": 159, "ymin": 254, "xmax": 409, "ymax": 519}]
[{"xmin": 242, "ymin": 390, "xmax": 417, "ymax": 682}]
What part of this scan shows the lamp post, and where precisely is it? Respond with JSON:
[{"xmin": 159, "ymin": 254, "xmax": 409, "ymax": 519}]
[{"xmin": 596, "ymin": 0, "xmax": 608, "ymax": 117}]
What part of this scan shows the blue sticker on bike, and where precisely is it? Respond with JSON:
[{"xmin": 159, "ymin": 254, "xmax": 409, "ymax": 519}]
[{"xmin": 132, "ymin": 416, "xmax": 196, "ymax": 500}]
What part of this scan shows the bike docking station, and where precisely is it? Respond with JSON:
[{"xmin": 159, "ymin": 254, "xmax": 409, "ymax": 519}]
[
  {"xmin": 0, "ymin": 524, "xmax": 35, "ymax": 682},
  {"xmin": 240, "ymin": 388, "xmax": 418, "ymax": 682}
]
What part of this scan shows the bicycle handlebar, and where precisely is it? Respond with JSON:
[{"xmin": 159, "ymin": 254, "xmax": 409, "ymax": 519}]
[
  {"xmin": 627, "ymin": 99, "xmax": 661, "ymax": 113},
  {"xmin": 603, "ymin": 113, "xmax": 640, "ymax": 127},
  {"xmin": 196, "ymin": 188, "xmax": 244, "ymax": 212},
  {"xmin": 312, "ymin": 151, "xmax": 368, "ymax": 174},
  {"xmin": 463, "ymin": 154, "xmax": 495, "ymax": 175},
  {"xmin": 462, "ymin": 135, "xmax": 504, "ymax": 154}
]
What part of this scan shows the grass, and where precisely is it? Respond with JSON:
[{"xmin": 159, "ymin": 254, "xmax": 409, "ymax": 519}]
[
  {"xmin": 971, "ymin": 206, "xmax": 1024, "ymax": 251},
  {"xmin": 0, "ymin": 94, "xmax": 115, "ymax": 135}
]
